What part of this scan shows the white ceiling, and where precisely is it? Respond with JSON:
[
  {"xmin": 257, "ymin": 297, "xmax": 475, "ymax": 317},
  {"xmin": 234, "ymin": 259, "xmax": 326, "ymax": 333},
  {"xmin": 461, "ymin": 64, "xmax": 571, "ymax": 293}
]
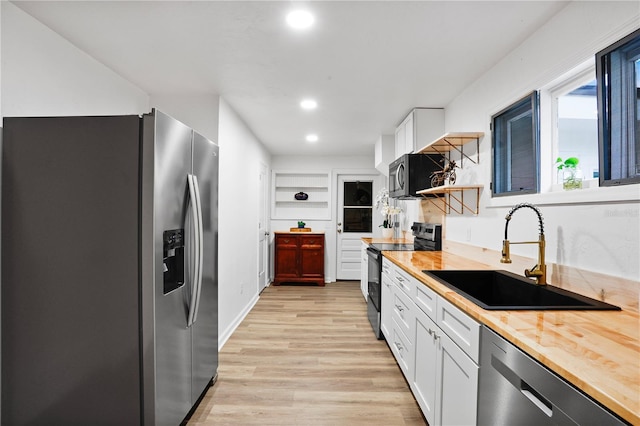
[{"xmin": 12, "ymin": 0, "xmax": 569, "ymax": 156}]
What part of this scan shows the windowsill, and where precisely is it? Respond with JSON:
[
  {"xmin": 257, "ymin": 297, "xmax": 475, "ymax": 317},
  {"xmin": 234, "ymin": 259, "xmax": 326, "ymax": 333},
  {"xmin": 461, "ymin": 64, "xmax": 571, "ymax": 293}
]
[{"xmin": 487, "ymin": 181, "xmax": 640, "ymax": 208}]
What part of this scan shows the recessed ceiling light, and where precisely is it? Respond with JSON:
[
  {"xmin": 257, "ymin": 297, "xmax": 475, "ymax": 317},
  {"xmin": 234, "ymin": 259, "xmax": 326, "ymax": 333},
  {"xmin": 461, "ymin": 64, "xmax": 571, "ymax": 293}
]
[
  {"xmin": 300, "ymin": 99, "xmax": 317, "ymax": 110},
  {"xmin": 306, "ymin": 134, "xmax": 318, "ymax": 143},
  {"xmin": 286, "ymin": 10, "xmax": 314, "ymax": 30}
]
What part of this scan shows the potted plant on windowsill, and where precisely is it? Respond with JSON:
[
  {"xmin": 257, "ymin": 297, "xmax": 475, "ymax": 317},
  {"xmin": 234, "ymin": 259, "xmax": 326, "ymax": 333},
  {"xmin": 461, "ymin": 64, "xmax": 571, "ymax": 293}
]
[{"xmin": 556, "ymin": 157, "xmax": 583, "ymax": 190}]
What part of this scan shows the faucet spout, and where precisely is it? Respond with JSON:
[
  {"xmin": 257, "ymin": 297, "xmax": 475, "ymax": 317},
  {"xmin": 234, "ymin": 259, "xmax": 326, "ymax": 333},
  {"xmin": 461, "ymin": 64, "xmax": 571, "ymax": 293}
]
[{"xmin": 501, "ymin": 203, "xmax": 547, "ymax": 285}]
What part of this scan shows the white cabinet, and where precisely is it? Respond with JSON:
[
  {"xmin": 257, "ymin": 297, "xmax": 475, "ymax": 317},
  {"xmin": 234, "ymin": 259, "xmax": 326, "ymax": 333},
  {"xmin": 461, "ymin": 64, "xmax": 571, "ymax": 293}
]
[
  {"xmin": 394, "ymin": 115, "xmax": 408, "ymax": 158},
  {"xmin": 380, "ymin": 259, "xmax": 394, "ymax": 339},
  {"xmin": 383, "ymin": 259, "xmax": 418, "ymax": 381},
  {"xmin": 437, "ymin": 330, "xmax": 479, "ymax": 426},
  {"xmin": 380, "ymin": 257, "xmax": 480, "ymax": 426},
  {"xmin": 411, "ymin": 285, "xmax": 480, "ymax": 426},
  {"xmin": 374, "ymin": 134, "xmax": 395, "ymax": 176},
  {"xmin": 413, "ymin": 305, "xmax": 439, "ymax": 425},
  {"xmin": 360, "ymin": 242, "xmax": 369, "ymax": 301},
  {"xmin": 394, "ymin": 108, "xmax": 445, "ymax": 158}
]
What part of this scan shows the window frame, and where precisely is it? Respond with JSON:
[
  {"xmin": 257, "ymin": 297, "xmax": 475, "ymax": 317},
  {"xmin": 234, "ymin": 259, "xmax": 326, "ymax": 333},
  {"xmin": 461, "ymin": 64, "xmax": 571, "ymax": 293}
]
[
  {"xmin": 491, "ymin": 91, "xmax": 541, "ymax": 197},
  {"xmin": 549, "ymin": 67, "xmax": 598, "ymax": 190},
  {"xmin": 596, "ymin": 27, "xmax": 640, "ymax": 187}
]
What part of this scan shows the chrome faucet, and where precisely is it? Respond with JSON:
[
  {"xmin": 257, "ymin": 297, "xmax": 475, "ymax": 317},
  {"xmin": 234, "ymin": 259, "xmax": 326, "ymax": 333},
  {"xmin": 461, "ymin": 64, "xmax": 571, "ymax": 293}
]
[{"xmin": 500, "ymin": 203, "xmax": 547, "ymax": 285}]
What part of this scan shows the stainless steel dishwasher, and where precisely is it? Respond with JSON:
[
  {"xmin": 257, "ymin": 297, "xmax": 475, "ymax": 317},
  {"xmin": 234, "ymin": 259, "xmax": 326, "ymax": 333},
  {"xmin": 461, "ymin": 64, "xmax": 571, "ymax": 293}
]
[{"xmin": 478, "ymin": 326, "xmax": 628, "ymax": 425}]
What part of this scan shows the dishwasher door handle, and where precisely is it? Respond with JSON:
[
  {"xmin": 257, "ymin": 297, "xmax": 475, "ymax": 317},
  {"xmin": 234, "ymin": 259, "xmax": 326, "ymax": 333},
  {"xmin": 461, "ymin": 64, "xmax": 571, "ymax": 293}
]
[
  {"xmin": 521, "ymin": 381, "xmax": 553, "ymax": 417},
  {"xmin": 491, "ymin": 355, "xmax": 553, "ymax": 418}
]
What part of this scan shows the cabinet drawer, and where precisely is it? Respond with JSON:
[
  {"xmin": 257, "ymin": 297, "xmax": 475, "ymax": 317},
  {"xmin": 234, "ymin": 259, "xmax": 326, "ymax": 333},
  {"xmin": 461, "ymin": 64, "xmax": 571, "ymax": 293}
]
[
  {"xmin": 436, "ymin": 296, "xmax": 480, "ymax": 363},
  {"xmin": 390, "ymin": 320, "xmax": 413, "ymax": 379},
  {"xmin": 300, "ymin": 235, "xmax": 323, "ymax": 247},
  {"xmin": 276, "ymin": 235, "xmax": 297, "ymax": 247},
  {"xmin": 415, "ymin": 282, "xmax": 437, "ymax": 322},
  {"xmin": 382, "ymin": 258, "xmax": 393, "ymax": 279},
  {"xmin": 392, "ymin": 286, "xmax": 414, "ymax": 343},
  {"xmin": 391, "ymin": 264, "xmax": 415, "ymax": 296}
]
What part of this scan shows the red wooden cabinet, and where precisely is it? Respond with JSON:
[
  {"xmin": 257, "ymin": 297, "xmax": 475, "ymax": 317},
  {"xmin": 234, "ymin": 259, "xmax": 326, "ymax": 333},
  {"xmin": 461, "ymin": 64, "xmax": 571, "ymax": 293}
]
[{"xmin": 273, "ymin": 233, "xmax": 325, "ymax": 286}]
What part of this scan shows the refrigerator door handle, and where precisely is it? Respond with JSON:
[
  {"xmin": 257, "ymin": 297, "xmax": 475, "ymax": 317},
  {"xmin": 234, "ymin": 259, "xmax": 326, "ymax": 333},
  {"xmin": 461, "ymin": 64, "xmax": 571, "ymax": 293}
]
[
  {"xmin": 187, "ymin": 174, "xmax": 201, "ymax": 327},
  {"xmin": 192, "ymin": 174, "xmax": 204, "ymax": 324}
]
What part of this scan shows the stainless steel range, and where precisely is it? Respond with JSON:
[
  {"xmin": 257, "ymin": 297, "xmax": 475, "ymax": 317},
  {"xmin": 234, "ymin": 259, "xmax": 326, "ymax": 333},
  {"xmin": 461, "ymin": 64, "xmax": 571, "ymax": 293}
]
[{"xmin": 366, "ymin": 222, "xmax": 442, "ymax": 339}]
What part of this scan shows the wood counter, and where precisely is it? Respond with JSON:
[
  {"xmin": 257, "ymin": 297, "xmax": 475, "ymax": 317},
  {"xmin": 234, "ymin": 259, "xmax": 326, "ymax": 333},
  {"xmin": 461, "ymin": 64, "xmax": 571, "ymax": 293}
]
[{"xmin": 381, "ymin": 250, "xmax": 640, "ymax": 425}]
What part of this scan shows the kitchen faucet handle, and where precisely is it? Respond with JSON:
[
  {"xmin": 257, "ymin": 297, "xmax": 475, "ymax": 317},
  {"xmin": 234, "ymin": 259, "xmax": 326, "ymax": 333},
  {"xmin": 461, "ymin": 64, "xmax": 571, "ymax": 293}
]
[{"xmin": 500, "ymin": 240, "xmax": 512, "ymax": 263}]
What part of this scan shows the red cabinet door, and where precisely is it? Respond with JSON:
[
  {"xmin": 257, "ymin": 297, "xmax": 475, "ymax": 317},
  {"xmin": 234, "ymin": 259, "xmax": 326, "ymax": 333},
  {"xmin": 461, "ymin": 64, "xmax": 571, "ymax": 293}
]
[
  {"xmin": 300, "ymin": 235, "xmax": 324, "ymax": 278},
  {"xmin": 273, "ymin": 233, "xmax": 325, "ymax": 286}
]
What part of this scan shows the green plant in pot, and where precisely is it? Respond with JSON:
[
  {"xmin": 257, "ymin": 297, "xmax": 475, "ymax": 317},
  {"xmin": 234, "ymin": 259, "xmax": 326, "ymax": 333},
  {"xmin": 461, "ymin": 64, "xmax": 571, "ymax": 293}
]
[
  {"xmin": 555, "ymin": 157, "xmax": 583, "ymax": 190},
  {"xmin": 297, "ymin": 220, "xmax": 306, "ymax": 228}
]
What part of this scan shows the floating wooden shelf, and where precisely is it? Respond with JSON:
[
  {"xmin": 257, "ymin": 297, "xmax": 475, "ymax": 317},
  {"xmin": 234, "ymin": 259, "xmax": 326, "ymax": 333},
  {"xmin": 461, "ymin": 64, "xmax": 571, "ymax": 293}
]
[
  {"xmin": 417, "ymin": 184, "xmax": 484, "ymax": 215},
  {"xmin": 416, "ymin": 132, "xmax": 484, "ymax": 166}
]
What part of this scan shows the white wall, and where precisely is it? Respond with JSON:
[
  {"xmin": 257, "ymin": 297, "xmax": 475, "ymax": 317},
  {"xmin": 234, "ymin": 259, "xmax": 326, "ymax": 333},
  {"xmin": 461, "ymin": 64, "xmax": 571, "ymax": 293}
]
[
  {"xmin": 1, "ymin": 2, "xmax": 148, "ymax": 116},
  {"xmin": 150, "ymin": 94, "xmax": 219, "ymax": 145},
  {"xmin": 217, "ymin": 98, "xmax": 271, "ymax": 346},
  {"xmin": 0, "ymin": 2, "xmax": 264, "ymax": 352},
  {"xmin": 270, "ymin": 155, "xmax": 378, "ymax": 282},
  {"xmin": 404, "ymin": 2, "xmax": 640, "ymax": 288}
]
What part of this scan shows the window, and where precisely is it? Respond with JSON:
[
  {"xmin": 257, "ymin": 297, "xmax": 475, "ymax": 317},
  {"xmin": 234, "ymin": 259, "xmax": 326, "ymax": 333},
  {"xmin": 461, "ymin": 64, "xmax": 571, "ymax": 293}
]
[
  {"xmin": 552, "ymin": 72, "xmax": 599, "ymax": 184},
  {"xmin": 492, "ymin": 92, "xmax": 540, "ymax": 196},
  {"xmin": 342, "ymin": 181, "xmax": 372, "ymax": 233},
  {"xmin": 596, "ymin": 28, "xmax": 640, "ymax": 186}
]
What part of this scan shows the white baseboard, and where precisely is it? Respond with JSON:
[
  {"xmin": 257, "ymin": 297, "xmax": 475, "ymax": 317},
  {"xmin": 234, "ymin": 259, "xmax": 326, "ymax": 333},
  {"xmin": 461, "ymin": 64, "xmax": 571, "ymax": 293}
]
[{"xmin": 218, "ymin": 293, "xmax": 260, "ymax": 350}]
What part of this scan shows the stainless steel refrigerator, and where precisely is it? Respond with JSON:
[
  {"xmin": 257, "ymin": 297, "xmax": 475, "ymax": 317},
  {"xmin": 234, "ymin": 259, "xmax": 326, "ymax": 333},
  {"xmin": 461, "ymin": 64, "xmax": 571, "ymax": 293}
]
[{"xmin": 1, "ymin": 109, "xmax": 219, "ymax": 425}]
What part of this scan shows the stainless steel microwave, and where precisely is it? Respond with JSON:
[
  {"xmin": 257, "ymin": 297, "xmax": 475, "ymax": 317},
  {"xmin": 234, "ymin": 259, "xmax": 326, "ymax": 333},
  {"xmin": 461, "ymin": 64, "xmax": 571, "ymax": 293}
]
[{"xmin": 389, "ymin": 153, "xmax": 441, "ymax": 199}]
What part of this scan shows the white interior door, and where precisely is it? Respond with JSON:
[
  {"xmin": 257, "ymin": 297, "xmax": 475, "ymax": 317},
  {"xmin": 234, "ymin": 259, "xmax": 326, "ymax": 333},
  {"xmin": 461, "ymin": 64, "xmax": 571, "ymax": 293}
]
[
  {"xmin": 258, "ymin": 162, "xmax": 269, "ymax": 292},
  {"xmin": 337, "ymin": 175, "xmax": 374, "ymax": 280}
]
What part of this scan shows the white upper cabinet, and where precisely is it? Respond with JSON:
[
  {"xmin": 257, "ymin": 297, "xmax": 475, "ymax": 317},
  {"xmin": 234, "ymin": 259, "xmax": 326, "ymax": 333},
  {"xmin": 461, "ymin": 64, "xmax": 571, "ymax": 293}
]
[
  {"xmin": 374, "ymin": 134, "xmax": 395, "ymax": 176},
  {"xmin": 394, "ymin": 108, "xmax": 445, "ymax": 158}
]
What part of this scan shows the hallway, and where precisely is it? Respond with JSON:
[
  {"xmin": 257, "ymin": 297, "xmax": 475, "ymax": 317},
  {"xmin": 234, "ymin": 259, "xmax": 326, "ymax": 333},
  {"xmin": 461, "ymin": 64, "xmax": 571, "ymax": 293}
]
[{"xmin": 188, "ymin": 281, "xmax": 425, "ymax": 425}]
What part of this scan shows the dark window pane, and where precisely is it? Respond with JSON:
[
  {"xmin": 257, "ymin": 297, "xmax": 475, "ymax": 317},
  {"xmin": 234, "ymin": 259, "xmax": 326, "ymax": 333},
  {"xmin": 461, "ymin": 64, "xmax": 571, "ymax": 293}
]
[
  {"xmin": 343, "ymin": 181, "xmax": 372, "ymax": 206},
  {"xmin": 492, "ymin": 92, "xmax": 540, "ymax": 196},
  {"xmin": 343, "ymin": 208, "xmax": 372, "ymax": 233},
  {"xmin": 597, "ymin": 28, "xmax": 640, "ymax": 185}
]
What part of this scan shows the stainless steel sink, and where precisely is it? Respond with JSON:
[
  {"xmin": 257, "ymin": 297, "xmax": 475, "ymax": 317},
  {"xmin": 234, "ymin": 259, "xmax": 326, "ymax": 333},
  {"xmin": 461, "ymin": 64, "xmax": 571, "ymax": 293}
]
[{"xmin": 422, "ymin": 270, "xmax": 620, "ymax": 310}]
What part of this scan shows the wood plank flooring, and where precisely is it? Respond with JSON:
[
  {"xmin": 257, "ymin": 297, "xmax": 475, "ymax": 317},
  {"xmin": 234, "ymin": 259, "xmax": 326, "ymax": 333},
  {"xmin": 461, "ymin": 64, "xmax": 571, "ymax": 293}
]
[{"xmin": 188, "ymin": 281, "xmax": 426, "ymax": 425}]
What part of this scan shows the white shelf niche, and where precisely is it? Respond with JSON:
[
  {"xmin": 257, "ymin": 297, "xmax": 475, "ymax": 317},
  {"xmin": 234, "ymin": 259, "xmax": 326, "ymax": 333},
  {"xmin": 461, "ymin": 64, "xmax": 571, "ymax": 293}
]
[{"xmin": 272, "ymin": 171, "xmax": 331, "ymax": 220}]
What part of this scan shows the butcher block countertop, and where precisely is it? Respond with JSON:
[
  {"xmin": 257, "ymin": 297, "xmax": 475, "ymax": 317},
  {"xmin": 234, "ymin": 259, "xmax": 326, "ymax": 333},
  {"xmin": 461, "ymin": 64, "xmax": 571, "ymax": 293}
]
[{"xmin": 381, "ymin": 250, "xmax": 640, "ymax": 425}]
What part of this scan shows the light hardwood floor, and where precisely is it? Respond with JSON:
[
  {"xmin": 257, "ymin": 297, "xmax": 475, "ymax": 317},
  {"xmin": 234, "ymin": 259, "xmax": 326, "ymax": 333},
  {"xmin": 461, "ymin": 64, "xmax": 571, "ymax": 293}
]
[{"xmin": 188, "ymin": 281, "xmax": 426, "ymax": 425}]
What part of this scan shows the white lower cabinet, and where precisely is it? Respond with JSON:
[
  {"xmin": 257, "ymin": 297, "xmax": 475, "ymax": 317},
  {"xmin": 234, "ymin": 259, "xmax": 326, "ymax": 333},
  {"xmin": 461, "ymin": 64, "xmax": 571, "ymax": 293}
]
[
  {"xmin": 389, "ymin": 320, "xmax": 413, "ymax": 378},
  {"xmin": 413, "ymin": 306, "xmax": 439, "ymax": 425},
  {"xmin": 436, "ymin": 328, "xmax": 479, "ymax": 426},
  {"xmin": 380, "ymin": 259, "xmax": 394, "ymax": 339},
  {"xmin": 361, "ymin": 242, "xmax": 369, "ymax": 301},
  {"xmin": 383, "ymin": 259, "xmax": 416, "ymax": 380},
  {"xmin": 381, "ymin": 257, "xmax": 480, "ymax": 425},
  {"xmin": 411, "ymin": 286, "xmax": 479, "ymax": 426}
]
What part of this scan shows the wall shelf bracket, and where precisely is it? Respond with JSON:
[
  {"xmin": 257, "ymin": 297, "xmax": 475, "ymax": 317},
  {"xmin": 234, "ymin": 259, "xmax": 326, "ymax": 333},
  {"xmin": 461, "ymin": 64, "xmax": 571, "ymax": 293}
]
[{"xmin": 417, "ymin": 185, "xmax": 483, "ymax": 215}]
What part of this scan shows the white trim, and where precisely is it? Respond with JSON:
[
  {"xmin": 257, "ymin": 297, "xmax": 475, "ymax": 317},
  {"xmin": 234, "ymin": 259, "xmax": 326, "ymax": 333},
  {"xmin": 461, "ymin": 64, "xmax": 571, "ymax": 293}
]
[
  {"xmin": 332, "ymin": 168, "xmax": 383, "ymax": 282},
  {"xmin": 218, "ymin": 293, "xmax": 259, "ymax": 350},
  {"xmin": 487, "ymin": 183, "xmax": 640, "ymax": 208}
]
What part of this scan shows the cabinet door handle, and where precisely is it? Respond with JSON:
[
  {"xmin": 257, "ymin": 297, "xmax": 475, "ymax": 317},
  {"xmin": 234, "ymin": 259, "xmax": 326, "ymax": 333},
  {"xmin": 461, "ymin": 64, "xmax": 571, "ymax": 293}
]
[
  {"xmin": 396, "ymin": 276, "xmax": 405, "ymax": 282},
  {"xmin": 395, "ymin": 304, "xmax": 404, "ymax": 312},
  {"xmin": 395, "ymin": 341, "xmax": 404, "ymax": 352}
]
